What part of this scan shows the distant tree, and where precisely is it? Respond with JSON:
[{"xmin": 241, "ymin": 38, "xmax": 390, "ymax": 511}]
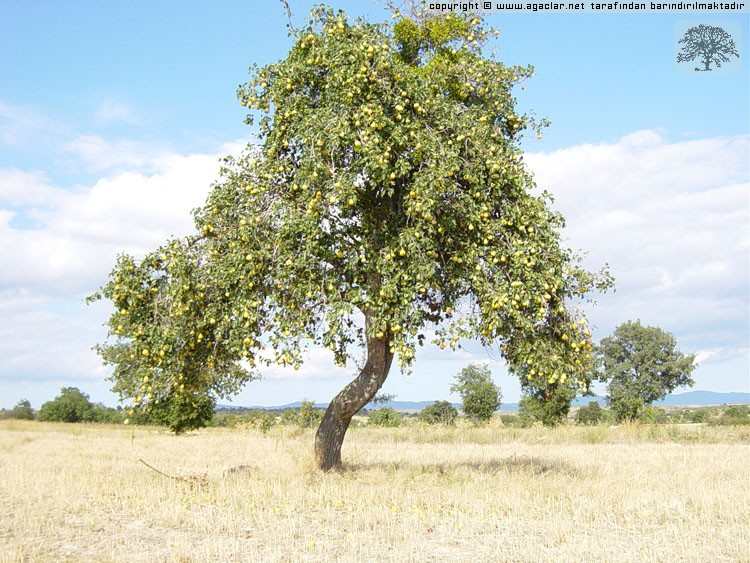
[
  {"xmin": 639, "ymin": 405, "xmax": 668, "ymax": 424},
  {"xmin": 677, "ymin": 24, "xmax": 739, "ymax": 72},
  {"xmin": 10, "ymin": 399, "xmax": 35, "ymax": 420},
  {"xmin": 298, "ymin": 399, "xmax": 323, "ymax": 428},
  {"xmin": 91, "ymin": 404, "xmax": 123, "ymax": 424},
  {"xmin": 39, "ymin": 388, "xmax": 97, "ymax": 423},
  {"xmin": 575, "ymin": 401, "xmax": 607, "ymax": 426},
  {"xmin": 368, "ymin": 407, "xmax": 402, "ymax": 427},
  {"xmin": 715, "ymin": 405, "xmax": 750, "ymax": 426},
  {"xmin": 451, "ymin": 363, "xmax": 502, "ymax": 424},
  {"xmin": 688, "ymin": 408, "xmax": 711, "ymax": 424},
  {"xmin": 597, "ymin": 320, "xmax": 697, "ymax": 423},
  {"xmin": 418, "ymin": 400, "xmax": 458, "ymax": 425},
  {"xmin": 518, "ymin": 383, "xmax": 576, "ymax": 426}
]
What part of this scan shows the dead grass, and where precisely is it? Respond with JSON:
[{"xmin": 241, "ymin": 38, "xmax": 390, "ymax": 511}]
[{"xmin": 0, "ymin": 420, "xmax": 748, "ymax": 562}]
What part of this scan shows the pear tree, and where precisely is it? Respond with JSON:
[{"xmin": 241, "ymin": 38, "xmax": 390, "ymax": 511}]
[{"xmin": 92, "ymin": 6, "xmax": 612, "ymax": 470}]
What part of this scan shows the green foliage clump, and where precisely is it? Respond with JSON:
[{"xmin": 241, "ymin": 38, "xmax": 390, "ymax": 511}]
[
  {"xmin": 639, "ymin": 405, "xmax": 668, "ymax": 424},
  {"xmin": 575, "ymin": 401, "xmax": 609, "ymax": 426},
  {"xmin": 597, "ymin": 320, "xmax": 697, "ymax": 422},
  {"xmin": 297, "ymin": 399, "xmax": 324, "ymax": 428},
  {"xmin": 1, "ymin": 399, "xmax": 35, "ymax": 420},
  {"xmin": 499, "ymin": 414, "xmax": 521, "ymax": 427},
  {"xmin": 517, "ymin": 383, "xmax": 575, "ymax": 427},
  {"xmin": 418, "ymin": 400, "xmax": 458, "ymax": 425},
  {"xmin": 40, "ymin": 388, "xmax": 97, "ymax": 423},
  {"xmin": 37, "ymin": 388, "xmax": 122, "ymax": 425},
  {"xmin": 276, "ymin": 400, "xmax": 325, "ymax": 428},
  {"xmin": 451, "ymin": 363, "xmax": 501, "ymax": 424},
  {"xmin": 688, "ymin": 408, "xmax": 712, "ymax": 423},
  {"xmin": 217, "ymin": 409, "xmax": 277, "ymax": 432},
  {"xmin": 714, "ymin": 405, "xmax": 750, "ymax": 426},
  {"xmin": 368, "ymin": 407, "xmax": 402, "ymax": 427},
  {"xmin": 136, "ymin": 391, "xmax": 215, "ymax": 434}
]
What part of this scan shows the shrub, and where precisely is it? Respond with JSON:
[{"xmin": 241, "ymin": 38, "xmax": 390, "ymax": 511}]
[
  {"xmin": 8, "ymin": 399, "xmax": 35, "ymax": 420},
  {"xmin": 279, "ymin": 409, "xmax": 300, "ymax": 426},
  {"xmin": 499, "ymin": 414, "xmax": 521, "ymax": 427},
  {"xmin": 518, "ymin": 385, "xmax": 575, "ymax": 427},
  {"xmin": 39, "ymin": 388, "xmax": 97, "ymax": 423},
  {"xmin": 297, "ymin": 400, "xmax": 323, "ymax": 428},
  {"xmin": 575, "ymin": 401, "xmax": 608, "ymax": 425},
  {"xmin": 418, "ymin": 401, "xmax": 458, "ymax": 425},
  {"xmin": 714, "ymin": 405, "xmax": 750, "ymax": 426},
  {"xmin": 92, "ymin": 404, "xmax": 123, "ymax": 424},
  {"xmin": 639, "ymin": 406, "xmax": 668, "ymax": 424},
  {"xmin": 368, "ymin": 407, "xmax": 402, "ymax": 427}
]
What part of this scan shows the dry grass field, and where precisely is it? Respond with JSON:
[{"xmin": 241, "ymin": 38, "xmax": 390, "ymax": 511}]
[{"xmin": 1, "ymin": 420, "xmax": 748, "ymax": 562}]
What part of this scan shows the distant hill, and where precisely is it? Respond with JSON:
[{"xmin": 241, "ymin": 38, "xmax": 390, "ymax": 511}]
[
  {"xmin": 219, "ymin": 390, "xmax": 749, "ymax": 413},
  {"xmin": 655, "ymin": 390, "xmax": 750, "ymax": 406},
  {"xmin": 571, "ymin": 391, "xmax": 749, "ymax": 408}
]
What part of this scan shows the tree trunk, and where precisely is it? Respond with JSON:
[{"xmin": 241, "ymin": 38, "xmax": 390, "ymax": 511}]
[{"xmin": 314, "ymin": 321, "xmax": 394, "ymax": 471}]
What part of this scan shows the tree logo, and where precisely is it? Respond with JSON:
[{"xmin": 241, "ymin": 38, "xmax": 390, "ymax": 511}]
[{"xmin": 676, "ymin": 24, "xmax": 740, "ymax": 72}]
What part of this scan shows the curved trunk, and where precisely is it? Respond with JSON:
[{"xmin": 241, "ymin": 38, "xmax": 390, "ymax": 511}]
[{"xmin": 314, "ymin": 321, "xmax": 394, "ymax": 471}]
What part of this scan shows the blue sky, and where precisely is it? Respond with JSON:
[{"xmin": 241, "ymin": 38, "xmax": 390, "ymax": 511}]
[{"xmin": 0, "ymin": 2, "xmax": 748, "ymax": 409}]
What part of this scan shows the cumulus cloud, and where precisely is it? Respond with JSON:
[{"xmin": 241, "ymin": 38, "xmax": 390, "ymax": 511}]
[
  {"xmin": 0, "ymin": 137, "xmax": 247, "ymax": 296},
  {"xmin": 525, "ymin": 131, "xmax": 749, "ymax": 362},
  {"xmin": 0, "ymin": 129, "xmax": 747, "ymax": 407},
  {"xmin": 0, "ymin": 137, "xmax": 248, "ymax": 404}
]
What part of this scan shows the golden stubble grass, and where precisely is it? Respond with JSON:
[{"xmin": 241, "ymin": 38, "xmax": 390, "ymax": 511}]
[{"xmin": 0, "ymin": 420, "xmax": 748, "ymax": 562}]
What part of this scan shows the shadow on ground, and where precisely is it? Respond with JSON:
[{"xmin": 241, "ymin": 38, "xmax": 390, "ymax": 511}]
[{"xmin": 342, "ymin": 455, "xmax": 588, "ymax": 478}]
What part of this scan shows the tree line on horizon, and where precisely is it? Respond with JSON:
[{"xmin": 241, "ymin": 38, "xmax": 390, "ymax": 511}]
[{"xmin": 4, "ymin": 320, "xmax": 747, "ymax": 428}]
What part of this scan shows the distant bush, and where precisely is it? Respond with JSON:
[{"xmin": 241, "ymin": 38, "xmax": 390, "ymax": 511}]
[
  {"xmin": 277, "ymin": 400, "xmax": 324, "ymax": 429},
  {"xmin": 1, "ymin": 399, "xmax": 36, "ymax": 421},
  {"xmin": 639, "ymin": 406, "xmax": 668, "ymax": 424},
  {"xmin": 686, "ymin": 408, "xmax": 711, "ymax": 423},
  {"xmin": 213, "ymin": 409, "xmax": 277, "ymax": 432},
  {"xmin": 418, "ymin": 401, "xmax": 458, "ymax": 425},
  {"xmin": 499, "ymin": 414, "xmax": 521, "ymax": 427},
  {"xmin": 368, "ymin": 407, "xmax": 402, "ymax": 427},
  {"xmin": 92, "ymin": 404, "xmax": 123, "ymax": 424},
  {"xmin": 575, "ymin": 401, "xmax": 609, "ymax": 426},
  {"xmin": 517, "ymin": 384, "xmax": 577, "ymax": 427},
  {"xmin": 297, "ymin": 400, "xmax": 323, "ymax": 428},
  {"xmin": 517, "ymin": 387, "xmax": 575, "ymax": 427},
  {"xmin": 713, "ymin": 405, "xmax": 750, "ymax": 426},
  {"xmin": 40, "ymin": 388, "xmax": 98, "ymax": 423}
]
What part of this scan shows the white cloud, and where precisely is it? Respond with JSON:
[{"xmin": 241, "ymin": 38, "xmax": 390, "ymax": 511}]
[
  {"xmin": 95, "ymin": 99, "xmax": 139, "ymax": 125},
  {"xmin": 0, "ymin": 102, "xmax": 57, "ymax": 147},
  {"xmin": 1, "ymin": 129, "xmax": 748, "ymax": 408},
  {"xmin": 0, "ymin": 137, "xmax": 248, "ymax": 296},
  {"xmin": 259, "ymin": 348, "xmax": 355, "ymax": 381},
  {"xmin": 0, "ymin": 137, "xmax": 248, "ymax": 406},
  {"xmin": 526, "ymin": 131, "xmax": 749, "ymax": 364},
  {"xmin": 0, "ymin": 169, "xmax": 65, "ymax": 208},
  {"xmin": 62, "ymin": 135, "xmax": 171, "ymax": 175}
]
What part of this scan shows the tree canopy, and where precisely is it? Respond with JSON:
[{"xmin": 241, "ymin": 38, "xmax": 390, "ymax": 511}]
[
  {"xmin": 451, "ymin": 363, "xmax": 502, "ymax": 423},
  {"xmin": 597, "ymin": 320, "xmax": 696, "ymax": 422},
  {"xmin": 39, "ymin": 387, "xmax": 96, "ymax": 423},
  {"xmin": 91, "ymin": 6, "xmax": 612, "ymax": 469}
]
